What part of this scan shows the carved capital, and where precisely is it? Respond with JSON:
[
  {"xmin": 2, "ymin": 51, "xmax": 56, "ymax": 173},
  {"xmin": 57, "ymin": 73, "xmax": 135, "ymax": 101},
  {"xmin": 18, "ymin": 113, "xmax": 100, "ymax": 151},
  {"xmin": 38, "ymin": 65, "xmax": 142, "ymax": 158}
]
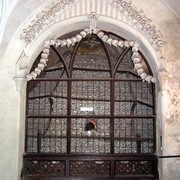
[
  {"xmin": 14, "ymin": 76, "xmax": 27, "ymax": 92},
  {"xmin": 157, "ymin": 69, "xmax": 170, "ymax": 90},
  {"xmin": 19, "ymin": 53, "xmax": 29, "ymax": 69}
]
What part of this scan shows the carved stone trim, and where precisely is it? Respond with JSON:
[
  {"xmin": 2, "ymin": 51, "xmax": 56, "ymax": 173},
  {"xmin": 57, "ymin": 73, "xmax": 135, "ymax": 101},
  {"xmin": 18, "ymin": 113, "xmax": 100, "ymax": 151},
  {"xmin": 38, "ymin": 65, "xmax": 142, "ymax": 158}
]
[
  {"xmin": 108, "ymin": 0, "xmax": 166, "ymax": 50},
  {"xmin": 19, "ymin": 0, "xmax": 167, "ymax": 74},
  {"xmin": 20, "ymin": 0, "xmax": 78, "ymax": 42},
  {"xmin": 20, "ymin": 0, "xmax": 167, "ymax": 51}
]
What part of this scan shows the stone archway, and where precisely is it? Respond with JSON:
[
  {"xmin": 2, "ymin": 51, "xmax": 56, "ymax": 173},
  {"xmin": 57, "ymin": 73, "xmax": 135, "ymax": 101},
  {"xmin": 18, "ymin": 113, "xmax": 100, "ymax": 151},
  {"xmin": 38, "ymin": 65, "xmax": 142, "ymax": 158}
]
[
  {"xmin": 23, "ymin": 28, "xmax": 158, "ymax": 179},
  {"xmin": 2, "ymin": 1, "xmax": 180, "ymax": 180},
  {"xmin": 19, "ymin": 16, "xmax": 161, "ymax": 180}
]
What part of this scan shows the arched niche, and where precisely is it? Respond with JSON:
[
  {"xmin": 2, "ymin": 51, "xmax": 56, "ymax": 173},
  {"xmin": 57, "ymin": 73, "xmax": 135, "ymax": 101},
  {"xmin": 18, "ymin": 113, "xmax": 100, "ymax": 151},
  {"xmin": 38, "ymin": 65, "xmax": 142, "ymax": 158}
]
[
  {"xmin": 12, "ymin": 14, "xmax": 163, "ymax": 179},
  {"xmin": 22, "ymin": 19, "xmax": 160, "ymax": 180}
]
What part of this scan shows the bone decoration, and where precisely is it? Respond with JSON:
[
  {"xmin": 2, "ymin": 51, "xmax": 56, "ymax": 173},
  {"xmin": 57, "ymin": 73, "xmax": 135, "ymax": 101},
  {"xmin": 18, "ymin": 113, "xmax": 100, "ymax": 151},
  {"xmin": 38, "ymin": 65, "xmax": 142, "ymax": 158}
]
[{"xmin": 26, "ymin": 28, "xmax": 156, "ymax": 83}]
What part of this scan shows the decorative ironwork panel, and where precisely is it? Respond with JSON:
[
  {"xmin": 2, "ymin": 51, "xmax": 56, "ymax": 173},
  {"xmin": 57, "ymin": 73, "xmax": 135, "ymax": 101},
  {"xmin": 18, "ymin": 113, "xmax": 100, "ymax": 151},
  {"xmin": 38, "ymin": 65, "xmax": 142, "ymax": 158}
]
[
  {"xmin": 27, "ymin": 81, "xmax": 67, "ymax": 115},
  {"xmin": 114, "ymin": 118, "xmax": 154, "ymax": 153},
  {"xmin": 24, "ymin": 160, "xmax": 66, "ymax": 176},
  {"xmin": 71, "ymin": 118, "xmax": 111, "ymax": 153},
  {"xmin": 26, "ymin": 118, "xmax": 67, "ymax": 153},
  {"xmin": 43, "ymin": 63, "xmax": 67, "ymax": 79},
  {"xmin": 116, "ymin": 50, "xmax": 134, "ymax": 71},
  {"xmin": 115, "ymin": 160, "xmax": 154, "ymax": 175},
  {"xmin": 72, "ymin": 37, "xmax": 111, "ymax": 79},
  {"xmin": 24, "ymin": 31, "xmax": 157, "ymax": 179},
  {"xmin": 70, "ymin": 160, "xmax": 110, "ymax": 176},
  {"xmin": 71, "ymin": 81, "xmax": 111, "ymax": 115},
  {"xmin": 114, "ymin": 81, "xmax": 153, "ymax": 115}
]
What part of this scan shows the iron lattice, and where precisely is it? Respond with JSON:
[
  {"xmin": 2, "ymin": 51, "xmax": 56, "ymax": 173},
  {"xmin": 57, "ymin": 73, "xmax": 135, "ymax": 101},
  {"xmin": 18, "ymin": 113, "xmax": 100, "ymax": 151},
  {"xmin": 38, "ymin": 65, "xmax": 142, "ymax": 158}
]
[{"xmin": 24, "ymin": 32, "xmax": 157, "ymax": 179}]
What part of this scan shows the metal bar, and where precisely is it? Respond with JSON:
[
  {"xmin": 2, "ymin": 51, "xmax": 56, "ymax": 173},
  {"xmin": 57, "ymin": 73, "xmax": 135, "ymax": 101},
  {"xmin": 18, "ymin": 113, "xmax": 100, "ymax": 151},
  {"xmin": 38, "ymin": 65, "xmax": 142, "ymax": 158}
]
[
  {"xmin": 97, "ymin": 36, "xmax": 113, "ymax": 78},
  {"xmin": 51, "ymin": 45, "xmax": 70, "ymax": 78},
  {"xmin": 46, "ymin": 67, "xmax": 138, "ymax": 76},
  {"xmin": 44, "ymin": 67, "xmax": 64, "ymax": 72},
  {"xmin": 28, "ymin": 95, "xmax": 153, "ymax": 108},
  {"xmin": 21, "ymin": 176, "xmax": 156, "ymax": 180},
  {"xmin": 69, "ymin": 41, "xmax": 82, "ymax": 77},
  {"xmin": 27, "ymin": 135, "xmax": 153, "ymax": 141},
  {"xmin": 136, "ymin": 134, "xmax": 141, "ymax": 153},
  {"xmin": 110, "ymin": 80, "xmax": 114, "ymax": 154},
  {"xmin": 67, "ymin": 81, "xmax": 72, "ymax": 154},
  {"xmin": 112, "ymin": 47, "xmax": 131, "ymax": 78},
  {"xmin": 26, "ymin": 115, "xmax": 155, "ymax": 118},
  {"xmin": 37, "ymin": 132, "xmax": 41, "ymax": 153},
  {"xmin": 24, "ymin": 153, "xmax": 158, "ymax": 159}
]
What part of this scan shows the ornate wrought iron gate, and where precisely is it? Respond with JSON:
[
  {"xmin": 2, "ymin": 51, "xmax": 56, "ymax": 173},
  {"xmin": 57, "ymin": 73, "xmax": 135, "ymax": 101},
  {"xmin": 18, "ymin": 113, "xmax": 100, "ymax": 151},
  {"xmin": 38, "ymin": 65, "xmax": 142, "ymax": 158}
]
[{"xmin": 23, "ymin": 31, "xmax": 158, "ymax": 179}]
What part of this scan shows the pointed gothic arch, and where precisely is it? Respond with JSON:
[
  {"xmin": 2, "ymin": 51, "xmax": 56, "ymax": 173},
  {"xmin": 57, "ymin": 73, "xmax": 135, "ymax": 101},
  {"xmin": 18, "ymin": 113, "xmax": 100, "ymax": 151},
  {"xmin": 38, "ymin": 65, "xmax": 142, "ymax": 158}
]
[
  {"xmin": 11, "ymin": 10, "xmax": 164, "ymax": 179},
  {"xmin": 22, "ymin": 26, "xmax": 159, "ymax": 179}
]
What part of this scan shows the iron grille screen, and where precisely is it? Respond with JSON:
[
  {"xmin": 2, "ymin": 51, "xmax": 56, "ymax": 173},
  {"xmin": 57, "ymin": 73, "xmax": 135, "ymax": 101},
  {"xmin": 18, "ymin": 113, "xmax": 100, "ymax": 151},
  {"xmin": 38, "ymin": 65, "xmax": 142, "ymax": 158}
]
[{"xmin": 25, "ymin": 32, "xmax": 157, "ymax": 178}]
